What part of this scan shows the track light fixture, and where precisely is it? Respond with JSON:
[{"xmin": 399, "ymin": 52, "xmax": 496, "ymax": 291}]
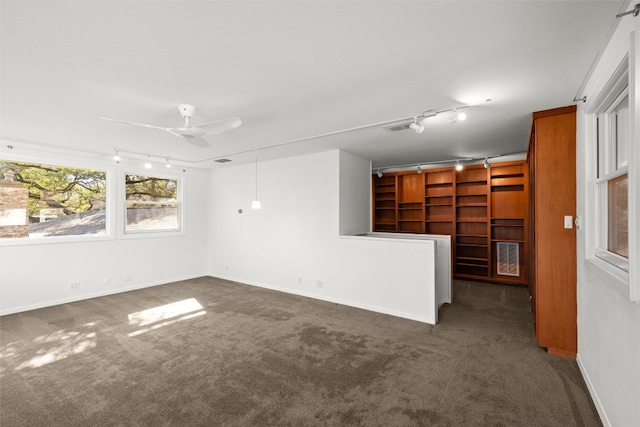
[
  {"xmin": 409, "ymin": 117, "xmax": 425, "ymax": 134},
  {"xmin": 419, "ymin": 110, "xmax": 438, "ymax": 125},
  {"xmin": 449, "ymin": 109, "xmax": 467, "ymax": 123},
  {"xmin": 165, "ymin": 158, "xmax": 172, "ymax": 168},
  {"xmin": 113, "ymin": 150, "xmax": 120, "ymax": 163},
  {"xmin": 144, "ymin": 156, "xmax": 152, "ymax": 169},
  {"xmin": 372, "ymin": 151, "xmax": 516, "ymax": 177}
]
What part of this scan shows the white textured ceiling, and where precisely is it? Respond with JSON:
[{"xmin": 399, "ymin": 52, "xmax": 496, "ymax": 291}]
[{"xmin": 0, "ymin": 1, "xmax": 628, "ymax": 169}]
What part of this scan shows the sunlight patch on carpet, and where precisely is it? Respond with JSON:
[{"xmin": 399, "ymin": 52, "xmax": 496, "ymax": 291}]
[
  {"xmin": 128, "ymin": 311, "xmax": 207, "ymax": 337},
  {"xmin": 13, "ymin": 327, "xmax": 98, "ymax": 370},
  {"xmin": 128, "ymin": 298, "xmax": 204, "ymax": 327}
]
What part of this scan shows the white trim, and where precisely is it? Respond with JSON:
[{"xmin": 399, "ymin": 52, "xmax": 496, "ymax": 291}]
[
  {"xmin": 121, "ymin": 170, "xmax": 185, "ymax": 237},
  {"xmin": 577, "ymin": 354, "xmax": 612, "ymax": 427},
  {"xmin": 0, "ymin": 273, "xmax": 206, "ymax": 316},
  {"xmin": 582, "ymin": 25, "xmax": 637, "ymax": 301},
  {"xmin": 212, "ymin": 273, "xmax": 437, "ymax": 325}
]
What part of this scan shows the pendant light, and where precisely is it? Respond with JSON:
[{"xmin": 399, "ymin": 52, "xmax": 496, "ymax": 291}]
[{"xmin": 251, "ymin": 148, "xmax": 261, "ymax": 209}]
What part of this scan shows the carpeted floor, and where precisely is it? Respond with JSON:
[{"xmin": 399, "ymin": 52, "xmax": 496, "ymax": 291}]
[{"xmin": 0, "ymin": 277, "xmax": 601, "ymax": 426}]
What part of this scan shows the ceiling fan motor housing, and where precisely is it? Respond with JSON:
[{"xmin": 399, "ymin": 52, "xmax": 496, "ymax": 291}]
[{"xmin": 178, "ymin": 104, "xmax": 196, "ymax": 118}]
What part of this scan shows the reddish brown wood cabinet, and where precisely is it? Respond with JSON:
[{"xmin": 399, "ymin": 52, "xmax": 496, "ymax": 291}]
[{"xmin": 527, "ymin": 106, "xmax": 577, "ymax": 359}]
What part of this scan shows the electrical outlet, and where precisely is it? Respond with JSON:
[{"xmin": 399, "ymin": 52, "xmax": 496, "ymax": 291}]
[
  {"xmin": 104, "ymin": 276, "xmax": 110, "ymax": 285},
  {"xmin": 316, "ymin": 280, "xmax": 324, "ymax": 289},
  {"xmin": 125, "ymin": 273, "xmax": 131, "ymax": 282},
  {"xmin": 297, "ymin": 277, "xmax": 302, "ymax": 285},
  {"xmin": 70, "ymin": 281, "xmax": 80, "ymax": 291}
]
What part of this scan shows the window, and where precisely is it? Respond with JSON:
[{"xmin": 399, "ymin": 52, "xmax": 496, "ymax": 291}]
[
  {"xmin": 0, "ymin": 160, "xmax": 107, "ymax": 240},
  {"xmin": 595, "ymin": 86, "xmax": 629, "ymax": 271},
  {"xmin": 124, "ymin": 174, "xmax": 180, "ymax": 233}
]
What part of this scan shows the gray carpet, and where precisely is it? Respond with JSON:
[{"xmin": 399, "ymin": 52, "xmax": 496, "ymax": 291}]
[{"xmin": 0, "ymin": 277, "xmax": 601, "ymax": 426}]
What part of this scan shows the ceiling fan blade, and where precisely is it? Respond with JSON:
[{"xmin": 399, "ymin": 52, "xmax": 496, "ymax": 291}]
[
  {"xmin": 196, "ymin": 117, "xmax": 242, "ymax": 135},
  {"xmin": 100, "ymin": 116, "xmax": 167, "ymax": 131},
  {"xmin": 184, "ymin": 135, "xmax": 211, "ymax": 148}
]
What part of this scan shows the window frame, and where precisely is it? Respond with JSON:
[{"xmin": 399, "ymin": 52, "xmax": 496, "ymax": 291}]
[
  {"xmin": 121, "ymin": 169, "xmax": 184, "ymax": 238},
  {"xmin": 594, "ymin": 85, "xmax": 630, "ymax": 270},
  {"xmin": 584, "ymin": 44, "xmax": 638, "ymax": 302},
  {"xmin": 0, "ymin": 153, "xmax": 114, "ymax": 246}
]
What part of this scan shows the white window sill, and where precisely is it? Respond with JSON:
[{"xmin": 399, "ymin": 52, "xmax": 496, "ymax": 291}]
[{"xmin": 585, "ymin": 255, "xmax": 629, "ymax": 298}]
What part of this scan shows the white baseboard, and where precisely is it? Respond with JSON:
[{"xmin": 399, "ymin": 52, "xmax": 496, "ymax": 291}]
[
  {"xmin": 210, "ymin": 273, "xmax": 436, "ymax": 325},
  {"xmin": 0, "ymin": 273, "xmax": 206, "ymax": 316},
  {"xmin": 576, "ymin": 354, "xmax": 611, "ymax": 427}
]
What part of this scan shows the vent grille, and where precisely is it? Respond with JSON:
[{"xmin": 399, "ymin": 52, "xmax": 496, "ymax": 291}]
[
  {"xmin": 497, "ymin": 242, "xmax": 519, "ymax": 276},
  {"xmin": 214, "ymin": 158, "xmax": 232, "ymax": 163},
  {"xmin": 383, "ymin": 122, "xmax": 412, "ymax": 132}
]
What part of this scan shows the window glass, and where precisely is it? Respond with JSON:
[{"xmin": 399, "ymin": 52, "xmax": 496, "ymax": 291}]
[
  {"xmin": 0, "ymin": 160, "xmax": 106, "ymax": 239},
  {"xmin": 125, "ymin": 174, "xmax": 179, "ymax": 233},
  {"xmin": 614, "ymin": 94, "xmax": 629, "ymax": 170},
  {"xmin": 607, "ymin": 174, "xmax": 628, "ymax": 258}
]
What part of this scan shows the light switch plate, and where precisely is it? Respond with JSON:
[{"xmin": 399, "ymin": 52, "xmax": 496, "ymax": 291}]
[{"xmin": 564, "ymin": 215, "xmax": 573, "ymax": 229}]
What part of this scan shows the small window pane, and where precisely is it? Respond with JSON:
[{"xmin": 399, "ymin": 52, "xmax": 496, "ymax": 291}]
[
  {"xmin": 125, "ymin": 175, "xmax": 179, "ymax": 233},
  {"xmin": 614, "ymin": 94, "xmax": 629, "ymax": 170},
  {"xmin": 607, "ymin": 174, "xmax": 628, "ymax": 258}
]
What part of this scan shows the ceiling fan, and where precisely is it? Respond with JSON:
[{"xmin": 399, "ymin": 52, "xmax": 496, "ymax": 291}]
[{"xmin": 101, "ymin": 104, "xmax": 241, "ymax": 147}]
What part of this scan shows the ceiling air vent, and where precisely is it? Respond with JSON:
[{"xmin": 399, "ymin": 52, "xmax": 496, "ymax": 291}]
[
  {"xmin": 383, "ymin": 122, "xmax": 412, "ymax": 132},
  {"xmin": 214, "ymin": 158, "xmax": 232, "ymax": 163}
]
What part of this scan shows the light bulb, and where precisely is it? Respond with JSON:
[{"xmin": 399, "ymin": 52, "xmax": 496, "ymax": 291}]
[
  {"xmin": 251, "ymin": 200, "xmax": 261, "ymax": 209},
  {"xmin": 455, "ymin": 161, "xmax": 463, "ymax": 171},
  {"xmin": 113, "ymin": 151, "xmax": 121, "ymax": 162},
  {"xmin": 457, "ymin": 111, "xmax": 467, "ymax": 121},
  {"xmin": 409, "ymin": 121, "xmax": 424, "ymax": 134},
  {"xmin": 417, "ymin": 165, "xmax": 423, "ymax": 175},
  {"xmin": 377, "ymin": 169, "xmax": 383, "ymax": 178}
]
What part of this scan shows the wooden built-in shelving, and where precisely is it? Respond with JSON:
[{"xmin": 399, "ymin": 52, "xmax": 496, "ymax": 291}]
[
  {"xmin": 372, "ymin": 160, "xmax": 528, "ymax": 285},
  {"xmin": 455, "ymin": 166, "xmax": 490, "ymax": 279}
]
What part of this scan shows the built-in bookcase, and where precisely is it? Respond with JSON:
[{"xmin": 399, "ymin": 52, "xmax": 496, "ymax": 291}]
[
  {"xmin": 425, "ymin": 170, "xmax": 454, "ymax": 235},
  {"xmin": 372, "ymin": 175, "xmax": 396, "ymax": 232},
  {"xmin": 455, "ymin": 166, "xmax": 490, "ymax": 279},
  {"xmin": 372, "ymin": 161, "xmax": 528, "ymax": 285}
]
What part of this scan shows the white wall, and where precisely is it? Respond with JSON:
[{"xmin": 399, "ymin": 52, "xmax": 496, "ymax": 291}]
[
  {"xmin": 0, "ymin": 146, "xmax": 210, "ymax": 315},
  {"xmin": 576, "ymin": 14, "xmax": 640, "ymax": 427},
  {"xmin": 208, "ymin": 149, "xmax": 440, "ymax": 323},
  {"xmin": 338, "ymin": 150, "xmax": 371, "ymax": 235}
]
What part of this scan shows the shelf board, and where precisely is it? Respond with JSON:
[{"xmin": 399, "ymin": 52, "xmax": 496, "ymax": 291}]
[
  {"xmin": 425, "ymin": 220, "xmax": 453, "ymax": 223},
  {"xmin": 491, "ymin": 224, "xmax": 524, "ymax": 227},
  {"xmin": 491, "ymin": 239, "xmax": 525, "ymax": 243},
  {"xmin": 456, "ymin": 219, "xmax": 487, "ymax": 223},
  {"xmin": 456, "ymin": 256, "xmax": 488, "ymax": 261},
  {"xmin": 456, "ymin": 243, "xmax": 487, "ymax": 247},
  {"xmin": 398, "ymin": 219, "xmax": 422, "ymax": 222},
  {"xmin": 456, "ymin": 234, "xmax": 488, "ymax": 237},
  {"xmin": 457, "ymin": 203, "xmax": 487, "ymax": 207},
  {"xmin": 456, "ymin": 262, "xmax": 489, "ymax": 268},
  {"xmin": 456, "ymin": 180, "xmax": 488, "ymax": 185}
]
